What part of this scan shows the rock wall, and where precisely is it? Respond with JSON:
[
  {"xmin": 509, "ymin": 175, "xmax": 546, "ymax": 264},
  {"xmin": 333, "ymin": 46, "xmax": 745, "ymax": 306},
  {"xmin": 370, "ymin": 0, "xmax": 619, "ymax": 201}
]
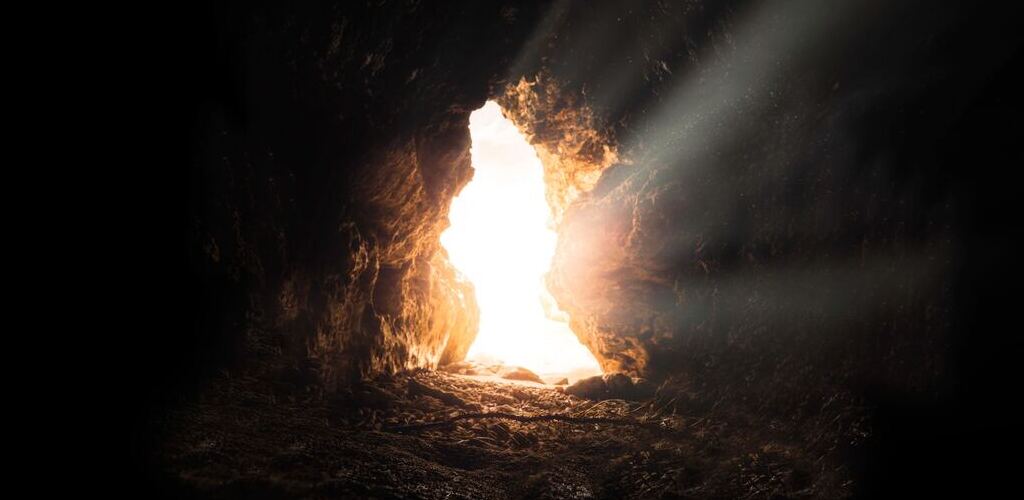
[
  {"xmin": 496, "ymin": 73, "xmax": 619, "ymax": 225},
  {"xmin": 496, "ymin": 0, "xmax": 1019, "ymax": 415},
  {"xmin": 181, "ymin": 1, "xmax": 547, "ymax": 390}
]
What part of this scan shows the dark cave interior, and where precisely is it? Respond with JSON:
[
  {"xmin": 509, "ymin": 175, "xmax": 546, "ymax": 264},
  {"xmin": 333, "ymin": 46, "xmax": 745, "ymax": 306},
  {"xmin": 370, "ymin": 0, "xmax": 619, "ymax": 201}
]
[{"xmin": 132, "ymin": 1, "xmax": 1023, "ymax": 498}]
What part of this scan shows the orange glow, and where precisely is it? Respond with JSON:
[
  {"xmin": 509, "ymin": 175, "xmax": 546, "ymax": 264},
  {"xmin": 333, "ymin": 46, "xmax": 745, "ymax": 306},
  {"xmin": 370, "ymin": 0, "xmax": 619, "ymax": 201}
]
[{"xmin": 441, "ymin": 101, "xmax": 602, "ymax": 382}]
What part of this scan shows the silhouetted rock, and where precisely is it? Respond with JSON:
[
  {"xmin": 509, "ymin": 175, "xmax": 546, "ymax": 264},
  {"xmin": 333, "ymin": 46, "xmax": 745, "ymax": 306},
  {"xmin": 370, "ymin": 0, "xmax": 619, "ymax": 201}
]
[
  {"xmin": 565, "ymin": 373, "xmax": 657, "ymax": 400},
  {"xmin": 501, "ymin": 366, "xmax": 544, "ymax": 384},
  {"xmin": 603, "ymin": 373, "xmax": 633, "ymax": 396},
  {"xmin": 565, "ymin": 375, "xmax": 608, "ymax": 400},
  {"xmin": 441, "ymin": 361, "xmax": 479, "ymax": 376}
]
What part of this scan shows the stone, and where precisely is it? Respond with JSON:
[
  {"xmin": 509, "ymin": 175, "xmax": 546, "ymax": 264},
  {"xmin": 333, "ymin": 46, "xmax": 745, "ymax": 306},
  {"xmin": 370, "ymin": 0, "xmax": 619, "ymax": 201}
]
[
  {"xmin": 500, "ymin": 366, "xmax": 545, "ymax": 384},
  {"xmin": 565, "ymin": 375, "xmax": 608, "ymax": 400},
  {"xmin": 603, "ymin": 372, "xmax": 633, "ymax": 398},
  {"xmin": 565, "ymin": 373, "xmax": 655, "ymax": 401},
  {"xmin": 440, "ymin": 361, "xmax": 472, "ymax": 374}
]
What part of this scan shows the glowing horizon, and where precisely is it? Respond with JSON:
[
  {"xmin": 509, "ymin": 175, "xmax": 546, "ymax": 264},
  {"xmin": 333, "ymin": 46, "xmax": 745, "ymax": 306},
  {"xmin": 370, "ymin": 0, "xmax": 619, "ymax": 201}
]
[{"xmin": 441, "ymin": 101, "xmax": 602, "ymax": 381}]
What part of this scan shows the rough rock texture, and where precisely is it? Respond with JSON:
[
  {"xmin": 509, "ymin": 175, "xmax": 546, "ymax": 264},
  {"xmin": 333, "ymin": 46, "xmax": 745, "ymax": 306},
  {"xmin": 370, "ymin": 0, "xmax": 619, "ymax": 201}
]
[
  {"xmin": 565, "ymin": 373, "xmax": 655, "ymax": 401},
  {"xmin": 496, "ymin": 73, "xmax": 619, "ymax": 224},
  {"xmin": 181, "ymin": 1, "xmax": 547, "ymax": 390},
  {"xmin": 499, "ymin": 366, "xmax": 545, "ymax": 384},
  {"xmin": 498, "ymin": 0, "xmax": 1014, "ymax": 412}
]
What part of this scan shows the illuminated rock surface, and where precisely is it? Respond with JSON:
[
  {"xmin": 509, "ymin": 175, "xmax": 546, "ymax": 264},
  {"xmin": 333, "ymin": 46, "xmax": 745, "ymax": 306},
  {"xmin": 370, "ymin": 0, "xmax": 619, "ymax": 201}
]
[{"xmin": 177, "ymin": 2, "xmax": 545, "ymax": 390}]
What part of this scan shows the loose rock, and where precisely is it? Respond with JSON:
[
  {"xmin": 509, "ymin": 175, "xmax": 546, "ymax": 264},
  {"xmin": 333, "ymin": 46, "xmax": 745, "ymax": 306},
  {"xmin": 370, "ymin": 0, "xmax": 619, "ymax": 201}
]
[
  {"xmin": 603, "ymin": 373, "xmax": 633, "ymax": 397},
  {"xmin": 501, "ymin": 366, "xmax": 544, "ymax": 384},
  {"xmin": 565, "ymin": 375, "xmax": 608, "ymax": 400}
]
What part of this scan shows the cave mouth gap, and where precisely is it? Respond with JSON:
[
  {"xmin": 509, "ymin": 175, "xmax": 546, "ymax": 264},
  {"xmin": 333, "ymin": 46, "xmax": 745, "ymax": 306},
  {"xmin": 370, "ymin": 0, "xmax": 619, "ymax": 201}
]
[{"xmin": 441, "ymin": 101, "xmax": 602, "ymax": 383}]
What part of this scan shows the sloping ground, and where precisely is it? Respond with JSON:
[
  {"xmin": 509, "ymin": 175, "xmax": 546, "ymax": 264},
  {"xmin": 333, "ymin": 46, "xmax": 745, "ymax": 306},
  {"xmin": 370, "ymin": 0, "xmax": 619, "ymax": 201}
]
[{"xmin": 151, "ymin": 371, "xmax": 861, "ymax": 499}]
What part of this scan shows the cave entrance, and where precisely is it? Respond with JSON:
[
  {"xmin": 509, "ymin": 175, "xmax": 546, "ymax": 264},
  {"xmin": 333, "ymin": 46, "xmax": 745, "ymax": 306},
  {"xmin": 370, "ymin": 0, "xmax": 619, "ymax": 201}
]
[{"xmin": 441, "ymin": 101, "xmax": 602, "ymax": 383}]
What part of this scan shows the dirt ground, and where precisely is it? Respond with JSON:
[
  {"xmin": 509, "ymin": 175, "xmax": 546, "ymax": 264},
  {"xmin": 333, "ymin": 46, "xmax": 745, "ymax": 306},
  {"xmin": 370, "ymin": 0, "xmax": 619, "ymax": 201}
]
[{"xmin": 149, "ymin": 369, "xmax": 861, "ymax": 499}]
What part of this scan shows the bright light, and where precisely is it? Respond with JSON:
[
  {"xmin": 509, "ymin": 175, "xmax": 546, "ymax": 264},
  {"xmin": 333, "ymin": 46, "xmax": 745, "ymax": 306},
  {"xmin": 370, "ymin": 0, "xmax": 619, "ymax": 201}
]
[{"xmin": 441, "ymin": 101, "xmax": 602, "ymax": 382}]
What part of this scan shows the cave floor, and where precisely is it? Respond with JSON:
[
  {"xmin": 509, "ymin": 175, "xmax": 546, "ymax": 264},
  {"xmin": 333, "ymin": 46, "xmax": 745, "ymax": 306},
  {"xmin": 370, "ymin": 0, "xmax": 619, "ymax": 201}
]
[{"xmin": 151, "ymin": 370, "xmax": 852, "ymax": 499}]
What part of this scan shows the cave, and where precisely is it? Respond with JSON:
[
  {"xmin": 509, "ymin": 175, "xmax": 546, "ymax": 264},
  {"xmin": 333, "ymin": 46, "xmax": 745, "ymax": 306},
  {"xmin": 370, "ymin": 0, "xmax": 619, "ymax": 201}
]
[{"xmin": 132, "ymin": 1, "xmax": 1023, "ymax": 498}]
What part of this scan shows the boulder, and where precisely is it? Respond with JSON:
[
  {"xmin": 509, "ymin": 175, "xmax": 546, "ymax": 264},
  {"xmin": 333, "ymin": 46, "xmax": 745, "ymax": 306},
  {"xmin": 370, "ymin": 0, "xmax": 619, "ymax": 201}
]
[
  {"xmin": 565, "ymin": 375, "xmax": 608, "ymax": 400},
  {"xmin": 603, "ymin": 373, "xmax": 633, "ymax": 397},
  {"xmin": 501, "ymin": 366, "xmax": 544, "ymax": 384}
]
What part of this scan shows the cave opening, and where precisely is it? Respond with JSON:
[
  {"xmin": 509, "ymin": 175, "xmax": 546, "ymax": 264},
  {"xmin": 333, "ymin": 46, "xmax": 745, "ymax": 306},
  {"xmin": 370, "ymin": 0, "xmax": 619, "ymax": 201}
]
[{"xmin": 440, "ymin": 101, "xmax": 602, "ymax": 383}]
